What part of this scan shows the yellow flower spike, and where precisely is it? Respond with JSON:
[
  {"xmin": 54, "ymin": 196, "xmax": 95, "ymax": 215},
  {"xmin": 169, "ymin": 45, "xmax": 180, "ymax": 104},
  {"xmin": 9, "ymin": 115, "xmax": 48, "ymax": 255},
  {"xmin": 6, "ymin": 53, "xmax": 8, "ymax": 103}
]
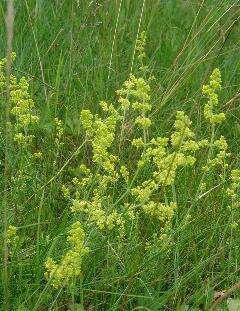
[
  {"xmin": 7, "ymin": 225, "xmax": 18, "ymax": 245},
  {"xmin": 135, "ymin": 116, "xmax": 151, "ymax": 128},
  {"xmin": 0, "ymin": 54, "xmax": 40, "ymax": 159},
  {"xmin": 120, "ymin": 165, "xmax": 129, "ymax": 182},
  {"xmin": 44, "ymin": 221, "xmax": 88, "ymax": 288},
  {"xmin": 33, "ymin": 151, "xmax": 43, "ymax": 159},
  {"xmin": 81, "ymin": 105, "xmax": 118, "ymax": 172},
  {"xmin": 132, "ymin": 137, "xmax": 144, "ymax": 148},
  {"xmin": 143, "ymin": 201, "xmax": 176, "ymax": 223},
  {"xmin": 202, "ymin": 68, "xmax": 225, "ymax": 124},
  {"xmin": 62, "ymin": 185, "xmax": 70, "ymax": 199},
  {"xmin": 227, "ymin": 169, "xmax": 240, "ymax": 206}
]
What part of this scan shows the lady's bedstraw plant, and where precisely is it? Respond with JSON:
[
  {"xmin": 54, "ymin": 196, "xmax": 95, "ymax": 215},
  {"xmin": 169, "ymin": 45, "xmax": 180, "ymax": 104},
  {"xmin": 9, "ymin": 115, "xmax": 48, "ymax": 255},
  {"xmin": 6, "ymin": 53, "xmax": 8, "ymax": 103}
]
[
  {"xmin": 45, "ymin": 221, "xmax": 89, "ymax": 288},
  {"xmin": 6, "ymin": 225, "xmax": 18, "ymax": 246},
  {"xmin": 131, "ymin": 110, "xmax": 209, "ymax": 236},
  {"xmin": 0, "ymin": 53, "xmax": 39, "ymax": 146},
  {"xmin": 201, "ymin": 69, "xmax": 229, "ymax": 175},
  {"xmin": 226, "ymin": 169, "xmax": 240, "ymax": 229},
  {"xmin": 45, "ymin": 33, "xmax": 230, "ymax": 289},
  {"xmin": 117, "ymin": 31, "xmax": 152, "ymax": 146},
  {"xmin": 0, "ymin": 54, "xmax": 40, "ymax": 221},
  {"xmin": 202, "ymin": 68, "xmax": 225, "ymax": 125}
]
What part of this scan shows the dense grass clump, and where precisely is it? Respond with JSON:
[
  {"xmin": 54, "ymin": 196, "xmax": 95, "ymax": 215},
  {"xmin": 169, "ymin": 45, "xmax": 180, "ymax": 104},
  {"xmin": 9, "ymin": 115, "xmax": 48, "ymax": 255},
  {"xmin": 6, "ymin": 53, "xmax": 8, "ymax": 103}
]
[{"xmin": 1, "ymin": 1, "xmax": 240, "ymax": 310}]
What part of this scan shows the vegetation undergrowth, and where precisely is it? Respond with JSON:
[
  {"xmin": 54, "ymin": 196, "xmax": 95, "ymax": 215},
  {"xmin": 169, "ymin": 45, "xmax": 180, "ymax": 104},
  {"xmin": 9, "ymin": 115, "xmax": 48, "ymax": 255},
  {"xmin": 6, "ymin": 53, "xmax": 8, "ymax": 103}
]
[{"xmin": 1, "ymin": 1, "xmax": 240, "ymax": 310}]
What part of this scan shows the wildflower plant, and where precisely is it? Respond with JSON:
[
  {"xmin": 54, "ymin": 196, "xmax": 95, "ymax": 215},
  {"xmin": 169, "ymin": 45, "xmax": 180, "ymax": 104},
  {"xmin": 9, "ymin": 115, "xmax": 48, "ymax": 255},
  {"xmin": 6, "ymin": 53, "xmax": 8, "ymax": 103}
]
[
  {"xmin": 0, "ymin": 32, "xmax": 234, "ymax": 311},
  {"xmin": 0, "ymin": 53, "xmax": 39, "ymax": 146},
  {"xmin": 226, "ymin": 169, "xmax": 240, "ymax": 229},
  {"xmin": 44, "ymin": 32, "xmax": 233, "ymax": 291},
  {"xmin": 2, "ymin": 3, "xmax": 240, "ymax": 310},
  {"xmin": 44, "ymin": 221, "xmax": 89, "ymax": 288},
  {"xmin": 202, "ymin": 68, "xmax": 225, "ymax": 125},
  {"xmin": 0, "ymin": 54, "xmax": 41, "ymax": 223},
  {"xmin": 6, "ymin": 225, "xmax": 18, "ymax": 246}
]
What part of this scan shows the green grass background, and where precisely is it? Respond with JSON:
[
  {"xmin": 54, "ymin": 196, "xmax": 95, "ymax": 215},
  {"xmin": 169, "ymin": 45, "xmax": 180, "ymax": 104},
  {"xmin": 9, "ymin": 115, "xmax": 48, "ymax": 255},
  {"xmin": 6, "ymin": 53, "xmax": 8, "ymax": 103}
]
[{"xmin": 1, "ymin": 0, "xmax": 240, "ymax": 310}]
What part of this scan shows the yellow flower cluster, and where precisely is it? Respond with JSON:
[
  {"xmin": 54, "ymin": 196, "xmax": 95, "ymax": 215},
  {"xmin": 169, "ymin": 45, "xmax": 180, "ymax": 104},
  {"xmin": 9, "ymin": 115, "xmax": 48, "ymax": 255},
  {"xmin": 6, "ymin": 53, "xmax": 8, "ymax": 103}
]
[
  {"xmin": 116, "ymin": 32, "xmax": 152, "ymax": 144},
  {"xmin": 117, "ymin": 74, "xmax": 151, "ymax": 132},
  {"xmin": 81, "ymin": 102, "xmax": 118, "ymax": 173},
  {"xmin": 120, "ymin": 165, "xmax": 129, "ymax": 183},
  {"xmin": 65, "ymin": 127, "xmax": 126, "ymax": 234},
  {"xmin": 143, "ymin": 201, "xmax": 176, "ymax": 223},
  {"xmin": 130, "ymin": 110, "xmax": 212, "ymax": 223},
  {"xmin": 202, "ymin": 68, "xmax": 225, "ymax": 124},
  {"xmin": 202, "ymin": 136, "xmax": 229, "ymax": 172},
  {"xmin": 53, "ymin": 117, "xmax": 64, "ymax": 146},
  {"xmin": 10, "ymin": 78, "xmax": 39, "ymax": 145},
  {"xmin": 76, "ymin": 64, "xmax": 228, "ymax": 242},
  {"xmin": 135, "ymin": 111, "xmax": 204, "ymax": 187},
  {"xmin": 0, "ymin": 53, "xmax": 16, "ymax": 89},
  {"xmin": 171, "ymin": 111, "xmax": 197, "ymax": 150},
  {"xmin": 62, "ymin": 184, "xmax": 70, "ymax": 198},
  {"xmin": 226, "ymin": 169, "xmax": 240, "ymax": 207},
  {"xmin": 7, "ymin": 225, "xmax": 18, "ymax": 245},
  {"xmin": 1, "ymin": 54, "xmax": 44, "ymax": 208},
  {"xmin": 71, "ymin": 193, "xmax": 125, "ymax": 235},
  {"xmin": 136, "ymin": 31, "xmax": 147, "ymax": 71},
  {"xmin": 45, "ymin": 221, "xmax": 88, "ymax": 288},
  {"xmin": 0, "ymin": 54, "xmax": 39, "ymax": 146},
  {"xmin": 226, "ymin": 169, "xmax": 240, "ymax": 230},
  {"xmin": 10, "ymin": 77, "xmax": 39, "ymax": 126},
  {"xmin": 54, "ymin": 39, "xmax": 233, "ymax": 289},
  {"xmin": 132, "ymin": 137, "xmax": 144, "ymax": 148}
]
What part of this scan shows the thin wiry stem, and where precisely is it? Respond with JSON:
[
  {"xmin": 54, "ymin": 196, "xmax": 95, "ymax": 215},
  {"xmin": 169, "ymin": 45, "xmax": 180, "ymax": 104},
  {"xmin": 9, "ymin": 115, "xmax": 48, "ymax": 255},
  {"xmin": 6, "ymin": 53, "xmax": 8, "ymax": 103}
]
[
  {"xmin": 108, "ymin": 0, "xmax": 123, "ymax": 81},
  {"xmin": 130, "ymin": 0, "xmax": 146, "ymax": 75},
  {"xmin": 24, "ymin": 0, "xmax": 48, "ymax": 102},
  {"xmin": 3, "ymin": 1, "xmax": 14, "ymax": 310}
]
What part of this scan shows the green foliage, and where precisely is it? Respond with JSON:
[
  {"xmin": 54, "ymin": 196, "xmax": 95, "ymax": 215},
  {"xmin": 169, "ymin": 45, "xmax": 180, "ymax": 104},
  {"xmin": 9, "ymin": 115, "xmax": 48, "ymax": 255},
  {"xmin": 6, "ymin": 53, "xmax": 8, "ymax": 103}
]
[{"xmin": 1, "ymin": 1, "xmax": 240, "ymax": 310}]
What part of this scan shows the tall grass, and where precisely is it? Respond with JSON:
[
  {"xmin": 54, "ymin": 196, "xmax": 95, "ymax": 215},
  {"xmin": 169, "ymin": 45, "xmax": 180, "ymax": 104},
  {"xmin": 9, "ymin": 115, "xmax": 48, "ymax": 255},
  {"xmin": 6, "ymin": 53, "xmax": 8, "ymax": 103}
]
[
  {"xmin": 0, "ymin": 1, "xmax": 240, "ymax": 310},
  {"xmin": 2, "ymin": 1, "xmax": 14, "ymax": 310}
]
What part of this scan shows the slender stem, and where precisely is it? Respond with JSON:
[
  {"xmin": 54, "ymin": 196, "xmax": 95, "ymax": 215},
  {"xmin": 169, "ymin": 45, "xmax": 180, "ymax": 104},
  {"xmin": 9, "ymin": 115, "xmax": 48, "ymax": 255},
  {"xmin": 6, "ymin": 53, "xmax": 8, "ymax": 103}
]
[
  {"xmin": 107, "ymin": 0, "xmax": 123, "ymax": 81},
  {"xmin": 209, "ymin": 123, "xmax": 215, "ymax": 159},
  {"xmin": 36, "ymin": 190, "xmax": 45, "ymax": 281},
  {"xmin": 129, "ymin": 0, "xmax": 146, "ymax": 75},
  {"xmin": 80, "ymin": 276, "xmax": 84, "ymax": 308},
  {"xmin": 193, "ymin": 123, "xmax": 215, "ymax": 202}
]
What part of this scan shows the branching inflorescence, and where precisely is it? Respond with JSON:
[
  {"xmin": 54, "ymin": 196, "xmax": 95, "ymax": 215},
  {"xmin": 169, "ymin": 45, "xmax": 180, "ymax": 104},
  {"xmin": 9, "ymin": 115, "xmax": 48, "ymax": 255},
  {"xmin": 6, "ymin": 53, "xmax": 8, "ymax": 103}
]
[{"xmin": 43, "ymin": 32, "xmax": 233, "ymax": 289}]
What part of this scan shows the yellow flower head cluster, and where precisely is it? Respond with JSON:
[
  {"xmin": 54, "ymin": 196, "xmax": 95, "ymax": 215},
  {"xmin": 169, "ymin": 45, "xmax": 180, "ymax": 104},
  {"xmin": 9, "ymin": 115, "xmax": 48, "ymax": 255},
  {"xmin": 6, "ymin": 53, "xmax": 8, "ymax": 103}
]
[
  {"xmin": 66, "ymin": 139, "xmax": 126, "ymax": 234},
  {"xmin": 57, "ymin": 38, "xmax": 232, "ymax": 278},
  {"xmin": 0, "ymin": 54, "xmax": 39, "ymax": 146},
  {"xmin": 202, "ymin": 136, "xmax": 229, "ymax": 172},
  {"xmin": 171, "ymin": 111, "xmax": 197, "ymax": 150},
  {"xmin": 81, "ymin": 102, "xmax": 118, "ymax": 172},
  {"xmin": 226, "ymin": 169, "xmax": 240, "ymax": 229},
  {"xmin": 71, "ymin": 195, "xmax": 125, "ymax": 235},
  {"xmin": 117, "ymin": 74, "xmax": 151, "ymax": 130},
  {"xmin": 143, "ymin": 201, "xmax": 176, "ymax": 223},
  {"xmin": 0, "ymin": 53, "xmax": 16, "ymax": 90},
  {"xmin": 44, "ymin": 221, "xmax": 88, "ymax": 288},
  {"xmin": 116, "ymin": 32, "xmax": 152, "ymax": 144},
  {"xmin": 130, "ymin": 110, "xmax": 211, "ymax": 223},
  {"xmin": 202, "ymin": 68, "xmax": 225, "ymax": 124},
  {"xmin": 120, "ymin": 165, "xmax": 129, "ymax": 183},
  {"xmin": 135, "ymin": 111, "xmax": 203, "ymax": 187},
  {"xmin": 53, "ymin": 117, "xmax": 64, "ymax": 146},
  {"xmin": 136, "ymin": 31, "xmax": 147, "ymax": 67},
  {"xmin": 7, "ymin": 225, "xmax": 18, "ymax": 245},
  {"xmin": 226, "ymin": 169, "xmax": 240, "ymax": 206}
]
